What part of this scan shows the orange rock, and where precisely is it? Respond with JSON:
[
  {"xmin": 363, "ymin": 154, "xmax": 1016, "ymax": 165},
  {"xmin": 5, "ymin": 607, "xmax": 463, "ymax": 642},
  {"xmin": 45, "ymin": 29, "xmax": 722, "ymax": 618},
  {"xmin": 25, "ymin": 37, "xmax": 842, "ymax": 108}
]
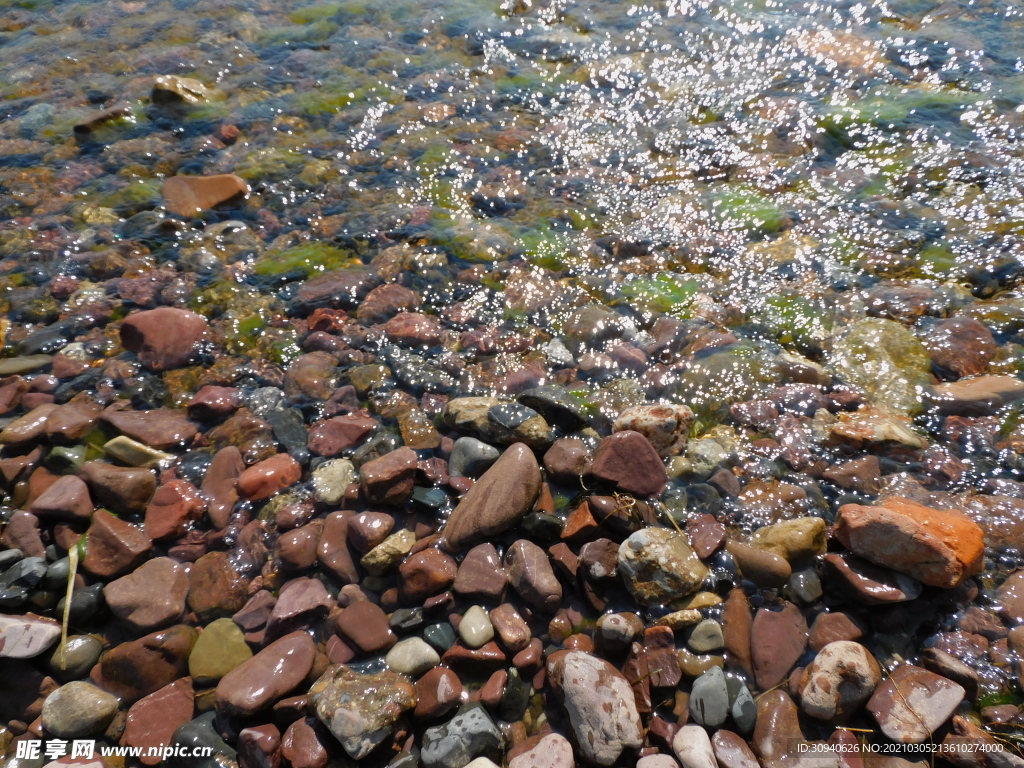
[
  {"xmin": 835, "ymin": 497, "xmax": 984, "ymax": 588},
  {"xmin": 162, "ymin": 174, "xmax": 248, "ymax": 217},
  {"xmin": 237, "ymin": 453, "xmax": 302, "ymax": 501}
]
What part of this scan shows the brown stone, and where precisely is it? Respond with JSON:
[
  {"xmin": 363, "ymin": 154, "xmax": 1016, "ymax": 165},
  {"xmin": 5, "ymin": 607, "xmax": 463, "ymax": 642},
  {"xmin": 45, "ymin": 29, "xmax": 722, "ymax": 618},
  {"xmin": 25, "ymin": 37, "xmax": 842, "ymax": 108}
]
[
  {"xmin": 0, "ymin": 403, "xmax": 58, "ymax": 446},
  {"xmin": 543, "ymin": 437, "xmax": 592, "ymax": 485},
  {"xmin": 835, "ymin": 497, "xmax": 985, "ymax": 588},
  {"xmin": 102, "ymin": 405, "xmax": 199, "ymax": 449},
  {"xmin": 722, "ymin": 588, "xmax": 753, "ymax": 677},
  {"xmin": 162, "ymin": 174, "xmax": 249, "ymax": 217},
  {"xmin": 398, "ymin": 548, "xmax": 457, "ymax": 603},
  {"xmin": 121, "ymin": 678, "xmax": 195, "ymax": 766},
  {"xmin": 201, "ymin": 446, "xmax": 244, "ymax": 529},
  {"xmin": 144, "ymin": 478, "xmax": 205, "ymax": 540},
  {"xmin": 923, "ymin": 318, "xmax": 996, "ymax": 378},
  {"xmin": 505, "ymin": 539, "xmax": 563, "ymax": 613},
  {"xmin": 92, "ymin": 625, "xmax": 197, "ymax": 703},
  {"xmin": 822, "ymin": 553, "xmax": 922, "ymax": 605},
  {"xmin": 307, "ymin": 415, "xmax": 378, "ymax": 457},
  {"xmin": 120, "ymin": 307, "xmax": 210, "ymax": 372},
  {"xmin": 238, "ymin": 453, "xmax": 302, "ymax": 500},
  {"xmin": 187, "ymin": 385, "xmax": 242, "ymax": 420},
  {"xmin": 414, "ymin": 667, "xmax": 462, "ymax": 720},
  {"xmin": 823, "ymin": 455, "xmax": 883, "ymax": 494},
  {"xmin": 588, "ymin": 430, "xmax": 668, "ymax": 496},
  {"xmin": 0, "ymin": 510, "xmax": 45, "ymax": 558},
  {"xmin": 80, "ymin": 461, "xmax": 156, "ymax": 515},
  {"xmin": 45, "ymin": 398, "xmax": 103, "ymax": 445},
  {"xmin": 644, "ymin": 626, "xmax": 682, "ymax": 688},
  {"xmin": 726, "ymin": 540, "xmax": 791, "ymax": 588},
  {"xmin": 215, "ymin": 631, "xmax": 316, "ymax": 717},
  {"xmin": 317, "ymin": 510, "xmax": 360, "ymax": 585},
  {"xmin": 686, "ymin": 514, "xmax": 726, "ymax": 560},
  {"xmin": 346, "ymin": 512, "xmax": 395, "ymax": 553},
  {"xmin": 105, "ymin": 557, "xmax": 189, "ymax": 633},
  {"xmin": 82, "ymin": 509, "xmax": 152, "ymax": 579},
  {"xmin": 334, "ymin": 601, "xmax": 395, "ymax": 654},
  {"xmin": 490, "ymin": 603, "xmax": 532, "ymax": 653},
  {"xmin": 752, "ymin": 689, "xmax": 803, "ymax": 761},
  {"xmin": 867, "ymin": 665, "xmax": 965, "ymax": 743},
  {"xmin": 360, "ymin": 447, "xmax": 418, "ymax": 506},
  {"xmin": 751, "ymin": 601, "xmax": 807, "ymax": 690},
  {"xmin": 187, "ymin": 552, "xmax": 248, "ymax": 622},
  {"xmin": 29, "ymin": 475, "xmax": 93, "ymax": 521},
  {"xmin": 453, "ymin": 543, "xmax": 508, "ymax": 602},
  {"xmin": 809, "ymin": 611, "xmax": 866, "ymax": 652},
  {"xmin": 277, "ymin": 523, "xmax": 323, "ymax": 571}
]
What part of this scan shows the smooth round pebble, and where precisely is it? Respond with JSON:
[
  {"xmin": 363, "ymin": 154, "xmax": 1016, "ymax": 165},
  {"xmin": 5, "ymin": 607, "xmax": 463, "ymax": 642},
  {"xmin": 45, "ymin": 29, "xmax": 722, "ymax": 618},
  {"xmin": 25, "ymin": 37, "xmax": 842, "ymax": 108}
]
[
  {"xmin": 458, "ymin": 605, "xmax": 495, "ymax": 649},
  {"xmin": 386, "ymin": 637, "xmax": 441, "ymax": 676}
]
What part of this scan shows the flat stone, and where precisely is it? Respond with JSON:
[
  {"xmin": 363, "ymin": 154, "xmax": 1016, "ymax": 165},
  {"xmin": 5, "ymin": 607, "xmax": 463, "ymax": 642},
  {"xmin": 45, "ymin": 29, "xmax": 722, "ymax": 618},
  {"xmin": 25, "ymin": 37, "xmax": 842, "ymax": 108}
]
[
  {"xmin": 927, "ymin": 374, "xmax": 1024, "ymax": 415},
  {"xmin": 163, "ymin": 174, "xmax": 248, "ymax": 217},
  {"xmin": 103, "ymin": 435, "xmax": 174, "ymax": 467},
  {"xmin": 453, "ymin": 543, "xmax": 508, "ymax": 602},
  {"xmin": 548, "ymin": 650, "xmax": 643, "ymax": 766},
  {"xmin": 187, "ymin": 551, "xmax": 248, "ymax": 622},
  {"xmin": 441, "ymin": 443, "xmax": 542, "ymax": 551},
  {"xmin": 215, "ymin": 631, "xmax": 315, "ymax": 717},
  {"xmin": 105, "ymin": 557, "xmax": 188, "ymax": 633},
  {"xmin": 265, "ymin": 576, "xmax": 333, "ymax": 640},
  {"xmin": 822, "ymin": 553, "xmax": 922, "ymax": 605},
  {"xmin": 102, "ymin": 406, "xmax": 199, "ymax": 449},
  {"xmin": 29, "ymin": 474, "xmax": 93, "ymax": 521},
  {"xmin": 45, "ymin": 398, "xmax": 103, "ymax": 444},
  {"xmin": 317, "ymin": 511, "xmax": 360, "ymax": 585},
  {"xmin": 0, "ymin": 613, "xmax": 60, "ymax": 658},
  {"xmin": 0, "ymin": 355, "xmax": 52, "ymax": 375},
  {"xmin": 726, "ymin": 540, "xmax": 792, "ymax": 588},
  {"xmin": 618, "ymin": 527, "xmax": 708, "ymax": 606},
  {"xmin": 689, "ymin": 619, "xmax": 725, "ymax": 653},
  {"xmin": 144, "ymin": 478, "xmax": 205, "ymax": 540},
  {"xmin": 835, "ymin": 497, "xmax": 985, "ymax": 588},
  {"xmin": 0, "ymin": 403, "xmax": 58, "ymax": 446},
  {"xmin": 589, "ymin": 430, "xmax": 668, "ymax": 496},
  {"xmin": 448, "ymin": 436, "xmax": 501, "ymax": 478},
  {"xmin": 80, "ymin": 461, "xmax": 156, "ymax": 515},
  {"xmin": 750, "ymin": 517, "xmax": 826, "ymax": 563},
  {"xmin": 82, "ymin": 509, "xmax": 152, "ymax": 579},
  {"xmin": 311, "ymin": 458, "xmax": 356, "ymax": 504},
  {"xmin": 309, "ymin": 664, "xmax": 416, "ymax": 760},
  {"xmin": 307, "ymin": 415, "xmax": 378, "ymax": 457},
  {"xmin": 334, "ymin": 600, "xmax": 396, "ymax": 654},
  {"xmin": 751, "ymin": 601, "xmax": 808, "ymax": 690},
  {"xmin": 122, "ymin": 679, "xmax": 195, "ymax": 766},
  {"xmin": 867, "ymin": 665, "xmax": 965, "ymax": 743},
  {"xmin": 415, "ymin": 666, "xmax": 463, "ymax": 720},
  {"xmin": 120, "ymin": 307, "xmax": 210, "ymax": 372}
]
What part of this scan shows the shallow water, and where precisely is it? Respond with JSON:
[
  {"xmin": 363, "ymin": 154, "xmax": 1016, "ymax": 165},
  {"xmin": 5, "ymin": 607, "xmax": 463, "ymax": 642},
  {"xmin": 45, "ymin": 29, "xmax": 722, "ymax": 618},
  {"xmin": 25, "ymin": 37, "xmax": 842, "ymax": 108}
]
[{"xmin": 3, "ymin": 0, "xmax": 1024, "ymax": 756}]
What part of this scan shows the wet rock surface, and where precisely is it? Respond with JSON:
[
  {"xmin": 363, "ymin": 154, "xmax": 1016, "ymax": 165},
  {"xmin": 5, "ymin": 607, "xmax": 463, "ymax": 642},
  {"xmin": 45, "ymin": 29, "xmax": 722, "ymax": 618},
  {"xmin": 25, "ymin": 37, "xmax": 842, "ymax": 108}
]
[{"xmin": 0, "ymin": 0, "xmax": 1022, "ymax": 764}]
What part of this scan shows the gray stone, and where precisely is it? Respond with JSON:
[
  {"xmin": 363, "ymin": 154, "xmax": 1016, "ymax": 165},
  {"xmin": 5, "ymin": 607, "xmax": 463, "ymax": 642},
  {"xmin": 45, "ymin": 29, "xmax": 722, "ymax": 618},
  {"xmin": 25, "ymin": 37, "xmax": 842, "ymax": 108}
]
[
  {"xmin": 422, "ymin": 704, "xmax": 504, "ymax": 768},
  {"xmin": 47, "ymin": 634, "xmax": 104, "ymax": 681},
  {"xmin": 690, "ymin": 666, "xmax": 729, "ymax": 727},
  {"xmin": 731, "ymin": 683, "xmax": 757, "ymax": 734},
  {"xmin": 448, "ymin": 437, "xmax": 501, "ymax": 478},
  {"xmin": 168, "ymin": 712, "xmax": 237, "ymax": 768},
  {"xmin": 42, "ymin": 681, "xmax": 119, "ymax": 738},
  {"xmin": 385, "ymin": 637, "xmax": 440, "ymax": 676}
]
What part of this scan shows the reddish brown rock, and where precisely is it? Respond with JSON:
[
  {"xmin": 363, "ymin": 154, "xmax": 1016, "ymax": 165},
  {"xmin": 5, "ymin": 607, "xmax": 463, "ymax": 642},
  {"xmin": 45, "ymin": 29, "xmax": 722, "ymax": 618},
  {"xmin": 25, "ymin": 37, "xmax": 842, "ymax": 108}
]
[
  {"xmin": 277, "ymin": 523, "xmax": 322, "ymax": 571},
  {"xmin": 346, "ymin": 512, "xmax": 395, "ymax": 553},
  {"xmin": 588, "ymin": 430, "xmax": 668, "ymax": 496},
  {"xmin": 282, "ymin": 718, "xmax": 333, "ymax": 768},
  {"xmin": 722, "ymin": 588, "xmax": 753, "ymax": 677},
  {"xmin": 644, "ymin": 626, "xmax": 682, "ymax": 687},
  {"xmin": 45, "ymin": 398, "xmax": 103, "ymax": 444},
  {"xmin": 29, "ymin": 474, "xmax": 93, "ymax": 521},
  {"xmin": 215, "ymin": 631, "xmax": 316, "ymax": 717},
  {"xmin": 752, "ymin": 689, "xmax": 803, "ymax": 761},
  {"xmin": 307, "ymin": 415, "xmax": 377, "ymax": 457},
  {"xmin": 0, "ymin": 403, "xmax": 58, "ymax": 446},
  {"xmin": 233, "ymin": 590, "xmax": 277, "ymax": 633},
  {"xmin": 384, "ymin": 312, "xmax": 443, "ymax": 346},
  {"xmin": 543, "ymin": 437, "xmax": 592, "ymax": 485},
  {"xmin": 121, "ymin": 678, "xmax": 195, "ymax": 765},
  {"xmin": 317, "ymin": 511, "xmax": 360, "ymax": 585},
  {"xmin": 867, "ymin": 665, "xmax": 965, "ymax": 743},
  {"xmin": 162, "ymin": 174, "xmax": 249, "ymax": 217},
  {"xmin": 0, "ymin": 510, "xmax": 45, "ymax": 558},
  {"xmin": 822, "ymin": 553, "xmax": 922, "ymax": 605},
  {"xmin": 726, "ymin": 540, "xmax": 791, "ymax": 588},
  {"xmin": 835, "ymin": 497, "xmax": 985, "ymax": 588},
  {"xmin": 187, "ymin": 552, "xmax": 248, "ymax": 622},
  {"xmin": 265, "ymin": 577, "xmax": 333, "ymax": 640},
  {"xmin": 355, "ymin": 283, "xmax": 420, "ymax": 323},
  {"xmin": 144, "ymin": 478, "xmax": 205, "ymax": 541},
  {"xmin": 398, "ymin": 548, "xmax": 457, "ymax": 603},
  {"xmin": 712, "ymin": 729, "xmax": 760, "ymax": 768},
  {"xmin": 440, "ymin": 443, "xmax": 542, "ymax": 551},
  {"xmin": 751, "ymin": 601, "xmax": 808, "ymax": 690},
  {"xmin": 92, "ymin": 625, "xmax": 197, "ymax": 703},
  {"xmin": 0, "ymin": 376, "xmax": 28, "ymax": 415},
  {"xmin": 505, "ymin": 539, "xmax": 563, "ymax": 613},
  {"xmin": 102, "ymin": 405, "xmax": 199, "ymax": 449},
  {"xmin": 453, "ymin": 543, "xmax": 508, "ymax": 602},
  {"xmin": 284, "ymin": 352, "xmax": 339, "ymax": 402},
  {"xmin": 823, "ymin": 456, "xmax": 883, "ymax": 494},
  {"xmin": 120, "ymin": 307, "xmax": 209, "ymax": 372},
  {"xmin": 297, "ymin": 268, "xmax": 381, "ymax": 310},
  {"xmin": 809, "ymin": 611, "xmax": 866, "ymax": 652},
  {"xmin": 187, "ymin": 385, "xmax": 242, "ymax": 420},
  {"xmin": 105, "ymin": 557, "xmax": 189, "ymax": 633},
  {"xmin": 686, "ymin": 514, "xmax": 727, "ymax": 560},
  {"xmin": 202, "ymin": 446, "xmax": 244, "ymax": 529},
  {"xmin": 238, "ymin": 724, "xmax": 281, "ymax": 768},
  {"xmin": 923, "ymin": 317, "xmax": 996, "ymax": 378},
  {"xmin": 82, "ymin": 509, "xmax": 152, "ymax": 579},
  {"xmin": 334, "ymin": 601, "xmax": 395, "ymax": 654},
  {"xmin": 80, "ymin": 461, "xmax": 156, "ymax": 515},
  {"xmin": 442, "ymin": 641, "xmax": 508, "ymax": 676},
  {"xmin": 238, "ymin": 453, "xmax": 302, "ymax": 500},
  {"xmin": 490, "ymin": 603, "xmax": 532, "ymax": 653},
  {"xmin": 414, "ymin": 666, "xmax": 463, "ymax": 720},
  {"xmin": 360, "ymin": 447, "xmax": 418, "ymax": 506}
]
